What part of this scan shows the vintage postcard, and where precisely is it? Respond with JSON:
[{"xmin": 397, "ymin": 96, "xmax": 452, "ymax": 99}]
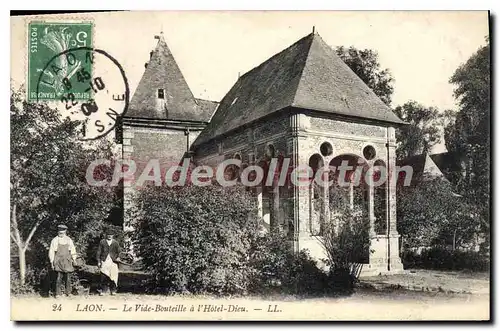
[{"xmin": 10, "ymin": 11, "xmax": 491, "ymax": 321}]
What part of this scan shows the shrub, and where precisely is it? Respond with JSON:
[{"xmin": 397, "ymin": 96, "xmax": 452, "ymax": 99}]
[
  {"xmin": 132, "ymin": 185, "xmax": 334, "ymax": 296},
  {"xmin": 402, "ymin": 247, "xmax": 489, "ymax": 272},
  {"xmin": 10, "ymin": 267, "xmax": 37, "ymax": 295},
  {"xmin": 318, "ymin": 206, "xmax": 371, "ymax": 292},
  {"xmin": 248, "ymin": 232, "xmax": 328, "ymax": 296},
  {"xmin": 132, "ymin": 185, "xmax": 261, "ymax": 295},
  {"xmin": 283, "ymin": 250, "xmax": 329, "ymax": 295}
]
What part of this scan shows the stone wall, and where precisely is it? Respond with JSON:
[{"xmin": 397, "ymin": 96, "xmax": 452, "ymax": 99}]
[
  {"xmin": 122, "ymin": 121, "xmax": 206, "ymax": 230},
  {"xmin": 194, "ymin": 113, "xmax": 292, "ymax": 166},
  {"xmin": 193, "ymin": 113, "xmax": 294, "ymax": 232},
  {"xmin": 123, "ymin": 126, "xmax": 202, "ymax": 174}
]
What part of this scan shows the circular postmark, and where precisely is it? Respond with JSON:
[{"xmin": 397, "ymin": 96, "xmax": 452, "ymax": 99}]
[{"xmin": 36, "ymin": 47, "xmax": 129, "ymax": 141}]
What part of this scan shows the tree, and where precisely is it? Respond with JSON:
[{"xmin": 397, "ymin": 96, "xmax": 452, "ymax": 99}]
[
  {"xmin": 397, "ymin": 178, "xmax": 478, "ymax": 251},
  {"xmin": 447, "ymin": 41, "xmax": 490, "ymax": 197},
  {"xmin": 10, "ymin": 87, "xmax": 117, "ymax": 286},
  {"xmin": 336, "ymin": 46, "xmax": 394, "ymax": 105},
  {"xmin": 393, "ymin": 101, "xmax": 442, "ymax": 159},
  {"xmin": 446, "ymin": 40, "xmax": 490, "ymax": 249}
]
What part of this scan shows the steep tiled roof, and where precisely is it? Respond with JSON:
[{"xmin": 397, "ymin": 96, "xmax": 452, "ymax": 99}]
[
  {"xmin": 397, "ymin": 153, "xmax": 448, "ymax": 183},
  {"xmin": 429, "ymin": 151, "xmax": 464, "ymax": 174},
  {"xmin": 127, "ymin": 34, "xmax": 214, "ymax": 122},
  {"xmin": 193, "ymin": 32, "xmax": 404, "ymax": 147},
  {"xmin": 195, "ymin": 98, "xmax": 219, "ymax": 122}
]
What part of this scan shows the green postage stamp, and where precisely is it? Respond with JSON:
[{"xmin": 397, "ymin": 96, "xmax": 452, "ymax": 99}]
[{"xmin": 28, "ymin": 22, "xmax": 93, "ymax": 102}]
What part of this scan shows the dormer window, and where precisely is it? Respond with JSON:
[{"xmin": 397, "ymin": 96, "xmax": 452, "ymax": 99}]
[{"xmin": 157, "ymin": 89, "xmax": 165, "ymax": 99}]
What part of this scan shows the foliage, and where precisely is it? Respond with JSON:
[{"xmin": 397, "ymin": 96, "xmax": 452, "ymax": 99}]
[
  {"xmin": 10, "ymin": 86, "xmax": 120, "ymax": 286},
  {"xmin": 402, "ymin": 247, "xmax": 489, "ymax": 272},
  {"xmin": 132, "ymin": 185, "xmax": 343, "ymax": 296},
  {"xmin": 336, "ymin": 46, "xmax": 394, "ymax": 105},
  {"xmin": 318, "ymin": 204, "xmax": 371, "ymax": 291},
  {"xmin": 397, "ymin": 178, "xmax": 480, "ymax": 251},
  {"xmin": 394, "ymin": 101, "xmax": 442, "ymax": 159},
  {"xmin": 248, "ymin": 232, "xmax": 328, "ymax": 296},
  {"xmin": 10, "ymin": 266, "xmax": 37, "ymax": 294},
  {"xmin": 132, "ymin": 185, "xmax": 261, "ymax": 295},
  {"xmin": 445, "ymin": 40, "xmax": 490, "ymax": 250}
]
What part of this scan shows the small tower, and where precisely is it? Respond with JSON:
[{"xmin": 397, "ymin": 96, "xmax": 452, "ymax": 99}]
[{"xmin": 119, "ymin": 33, "xmax": 218, "ymax": 229}]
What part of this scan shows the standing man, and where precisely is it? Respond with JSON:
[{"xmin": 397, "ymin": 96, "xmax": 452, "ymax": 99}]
[
  {"xmin": 48, "ymin": 224, "xmax": 77, "ymax": 298},
  {"xmin": 96, "ymin": 230, "xmax": 120, "ymax": 295}
]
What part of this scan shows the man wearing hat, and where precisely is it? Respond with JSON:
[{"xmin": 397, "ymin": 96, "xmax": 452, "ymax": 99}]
[
  {"xmin": 48, "ymin": 224, "xmax": 77, "ymax": 298},
  {"xmin": 96, "ymin": 228, "xmax": 121, "ymax": 295}
]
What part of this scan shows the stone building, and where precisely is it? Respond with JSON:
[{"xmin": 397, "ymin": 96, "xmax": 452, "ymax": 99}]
[{"xmin": 122, "ymin": 31, "xmax": 406, "ymax": 275}]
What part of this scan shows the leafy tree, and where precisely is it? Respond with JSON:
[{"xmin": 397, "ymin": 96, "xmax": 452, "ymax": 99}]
[
  {"xmin": 394, "ymin": 101, "xmax": 442, "ymax": 159},
  {"xmin": 10, "ymin": 87, "xmax": 118, "ymax": 286},
  {"xmin": 336, "ymin": 46, "xmax": 394, "ymax": 105},
  {"xmin": 397, "ymin": 178, "xmax": 479, "ymax": 251},
  {"xmin": 446, "ymin": 40, "xmax": 490, "ymax": 249}
]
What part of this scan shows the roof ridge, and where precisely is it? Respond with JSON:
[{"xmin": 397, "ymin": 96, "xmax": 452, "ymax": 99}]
[
  {"xmin": 291, "ymin": 33, "xmax": 315, "ymax": 107},
  {"xmin": 291, "ymin": 32, "xmax": 405, "ymax": 124},
  {"xmin": 238, "ymin": 33, "xmax": 315, "ymax": 82}
]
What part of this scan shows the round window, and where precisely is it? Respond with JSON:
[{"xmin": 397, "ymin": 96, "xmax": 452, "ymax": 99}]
[
  {"xmin": 363, "ymin": 145, "xmax": 376, "ymax": 160},
  {"xmin": 320, "ymin": 142, "xmax": 333, "ymax": 157}
]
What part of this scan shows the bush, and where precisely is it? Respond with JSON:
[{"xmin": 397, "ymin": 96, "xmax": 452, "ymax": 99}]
[
  {"xmin": 132, "ymin": 185, "xmax": 261, "ymax": 295},
  {"xmin": 132, "ymin": 185, "xmax": 336, "ymax": 296},
  {"xmin": 248, "ymin": 232, "xmax": 328, "ymax": 296},
  {"xmin": 10, "ymin": 267, "xmax": 37, "ymax": 295},
  {"xmin": 402, "ymin": 247, "xmax": 489, "ymax": 272},
  {"xmin": 318, "ymin": 206, "xmax": 371, "ymax": 292}
]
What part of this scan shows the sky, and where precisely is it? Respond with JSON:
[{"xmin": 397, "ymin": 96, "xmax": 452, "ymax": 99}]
[{"xmin": 11, "ymin": 11, "xmax": 489, "ymax": 152}]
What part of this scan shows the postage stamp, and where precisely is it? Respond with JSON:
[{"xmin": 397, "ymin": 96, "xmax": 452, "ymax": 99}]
[
  {"xmin": 28, "ymin": 21, "xmax": 94, "ymax": 102},
  {"xmin": 35, "ymin": 46, "xmax": 130, "ymax": 140}
]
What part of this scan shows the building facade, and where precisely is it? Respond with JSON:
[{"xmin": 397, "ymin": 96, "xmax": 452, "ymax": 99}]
[{"xmin": 122, "ymin": 32, "xmax": 406, "ymax": 276}]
